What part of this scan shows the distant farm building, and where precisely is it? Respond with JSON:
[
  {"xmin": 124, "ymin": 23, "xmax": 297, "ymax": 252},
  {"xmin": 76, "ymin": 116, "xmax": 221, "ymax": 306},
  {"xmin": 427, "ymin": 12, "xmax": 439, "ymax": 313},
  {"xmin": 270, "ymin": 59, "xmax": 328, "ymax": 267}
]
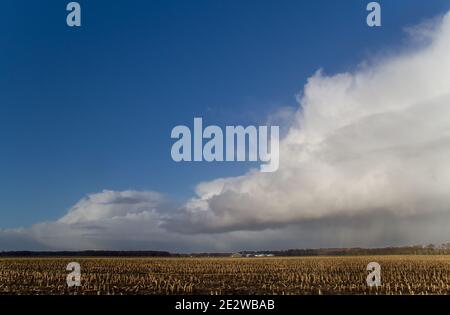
[
  {"xmin": 244, "ymin": 253, "xmax": 275, "ymax": 257},
  {"xmin": 231, "ymin": 253, "xmax": 243, "ymax": 258}
]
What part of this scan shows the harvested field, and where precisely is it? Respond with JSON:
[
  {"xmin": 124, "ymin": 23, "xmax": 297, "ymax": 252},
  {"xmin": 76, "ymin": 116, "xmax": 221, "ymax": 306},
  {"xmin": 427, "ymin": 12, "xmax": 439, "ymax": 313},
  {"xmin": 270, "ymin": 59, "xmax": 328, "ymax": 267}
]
[{"xmin": 0, "ymin": 256, "xmax": 449, "ymax": 295}]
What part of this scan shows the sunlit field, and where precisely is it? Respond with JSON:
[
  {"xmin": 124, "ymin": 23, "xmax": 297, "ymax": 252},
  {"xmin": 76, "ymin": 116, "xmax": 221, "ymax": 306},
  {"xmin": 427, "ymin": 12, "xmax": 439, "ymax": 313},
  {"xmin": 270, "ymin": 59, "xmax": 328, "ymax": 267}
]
[{"xmin": 0, "ymin": 256, "xmax": 449, "ymax": 295}]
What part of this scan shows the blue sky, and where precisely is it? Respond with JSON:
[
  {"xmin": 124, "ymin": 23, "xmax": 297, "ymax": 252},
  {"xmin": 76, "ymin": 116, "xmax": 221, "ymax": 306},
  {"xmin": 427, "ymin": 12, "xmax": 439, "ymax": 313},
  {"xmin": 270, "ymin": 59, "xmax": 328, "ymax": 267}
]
[{"xmin": 1, "ymin": 0, "xmax": 450, "ymax": 233}]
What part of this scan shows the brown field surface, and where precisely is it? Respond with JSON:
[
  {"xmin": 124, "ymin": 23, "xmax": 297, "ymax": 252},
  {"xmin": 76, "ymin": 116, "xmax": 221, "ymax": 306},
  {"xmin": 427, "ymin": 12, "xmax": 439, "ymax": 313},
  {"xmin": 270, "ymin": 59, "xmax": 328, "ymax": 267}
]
[{"xmin": 0, "ymin": 256, "xmax": 449, "ymax": 295}]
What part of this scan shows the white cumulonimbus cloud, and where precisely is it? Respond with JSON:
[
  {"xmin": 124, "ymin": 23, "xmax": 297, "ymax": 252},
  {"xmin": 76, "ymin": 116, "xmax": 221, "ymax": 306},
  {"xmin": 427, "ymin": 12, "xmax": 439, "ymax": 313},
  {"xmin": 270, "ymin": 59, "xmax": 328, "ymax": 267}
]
[
  {"xmin": 170, "ymin": 11, "xmax": 450, "ymax": 233},
  {"xmin": 2, "ymin": 11, "xmax": 450, "ymax": 251}
]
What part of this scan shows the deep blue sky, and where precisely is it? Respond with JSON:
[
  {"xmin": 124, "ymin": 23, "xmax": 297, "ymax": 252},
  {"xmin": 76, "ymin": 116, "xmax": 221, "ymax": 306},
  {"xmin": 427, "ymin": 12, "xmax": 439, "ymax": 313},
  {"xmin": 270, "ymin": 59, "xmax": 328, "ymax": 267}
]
[{"xmin": 1, "ymin": 0, "xmax": 449, "ymax": 228}]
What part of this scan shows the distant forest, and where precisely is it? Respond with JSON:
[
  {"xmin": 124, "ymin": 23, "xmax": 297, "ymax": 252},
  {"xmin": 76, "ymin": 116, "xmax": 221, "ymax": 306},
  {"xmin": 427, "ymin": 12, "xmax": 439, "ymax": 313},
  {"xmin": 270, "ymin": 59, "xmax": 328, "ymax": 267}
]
[{"xmin": 1, "ymin": 244, "xmax": 450, "ymax": 257}]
